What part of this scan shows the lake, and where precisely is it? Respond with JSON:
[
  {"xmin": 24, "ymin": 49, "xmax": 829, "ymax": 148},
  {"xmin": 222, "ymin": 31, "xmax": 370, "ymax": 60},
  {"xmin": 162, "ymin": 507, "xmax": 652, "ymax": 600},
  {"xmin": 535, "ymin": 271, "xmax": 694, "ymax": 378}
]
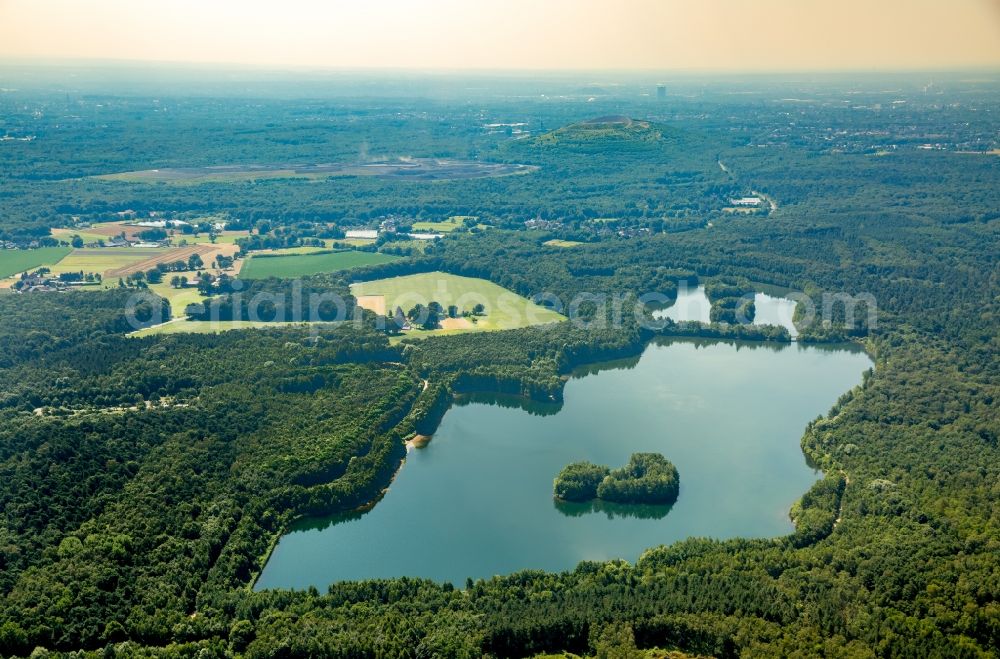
[
  {"xmin": 655, "ymin": 283, "xmax": 799, "ymax": 337},
  {"xmin": 255, "ymin": 336, "xmax": 872, "ymax": 590}
]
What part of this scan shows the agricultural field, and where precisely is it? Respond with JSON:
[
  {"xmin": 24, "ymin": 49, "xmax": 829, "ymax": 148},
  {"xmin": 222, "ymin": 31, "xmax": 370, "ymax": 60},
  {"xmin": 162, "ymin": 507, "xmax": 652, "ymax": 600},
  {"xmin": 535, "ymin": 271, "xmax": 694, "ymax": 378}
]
[
  {"xmin": 39, "ymin": 244, "xmax": 227, "ymax": 281},
  {"xmin": 544, "ymin": 239, "xmax": 584, "ymax": 247},
  {"xmin": 104, "ymin": 244, "xmax": 218, "ymax": 278},
  {"xmin": 240, "ymin": 250, "xmax": 400, "ymax": 279},
  {"xmin": 411, "ymin": 217, "xmax": 468, "ymax": 233},
  {"xmin": 382, "ymin": 240, "xmax": 431, "ymax": 254},
  {"xmin": 57, "ymin": 221, "xmax": 249, "ymax": 246},
  {"xmin": 333, "ymin": 238, "xmax": 377, "ymax": 248},
  {"xmin": 73, "ymin": 222, "xmax": 147, "ymax": 241},
  {"xmin": 351, "ymin": 271, "xmax": 565, "ymax": 335},
  {"xmin": 0, "ymin": 247, "xmax": 71, "ymax": 278},
  {"xmin": 131, "ymin": 319, "xmax": 340, "ymax": 337},
  {"xmin": 45, "ymin": 248, "xmax": 154, "ymax": 278},
  {"xmin": 174, "ymin": 231, "xmax": 250, "ymax": 246},
  {"xmin": 50, "ymin": 227, "xmax": 114, "ymax": 245},
  {"xmin": 250, "ymin": 243, "xmax": 335, "ymax": 256}
]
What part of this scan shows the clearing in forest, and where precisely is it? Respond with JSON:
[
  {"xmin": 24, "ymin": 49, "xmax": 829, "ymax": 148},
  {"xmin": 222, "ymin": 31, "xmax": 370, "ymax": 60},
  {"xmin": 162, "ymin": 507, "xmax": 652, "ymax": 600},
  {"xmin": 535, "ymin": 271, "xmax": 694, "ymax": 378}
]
[
  {"xmin": 239, "ymin": 250, "xmax": 400, "ymax": 279},
  {"xmin": 411, "ymin": 217, "xmax": 469, "ymax": 233},
  {"xmin": 351, "ymin": 271, "xmax": 564, "ymax": 335}
]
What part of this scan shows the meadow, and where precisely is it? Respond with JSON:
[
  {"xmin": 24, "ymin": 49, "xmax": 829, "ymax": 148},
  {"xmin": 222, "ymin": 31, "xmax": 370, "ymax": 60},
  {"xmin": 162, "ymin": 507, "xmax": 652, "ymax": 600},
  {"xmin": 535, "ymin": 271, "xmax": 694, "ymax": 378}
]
[
  {"xmin": 334, "ymin": 238, "xmax": 377, "ymax": 248},
  {"xmin": 411, "ymin": 217, "xmax": 467, "ymax": 233},
  {"xmin": 43, "ymin": 245, "xmax": 223, "ymax": 280},
  {"xmin": 46, "ymin": 248, "xmax": 158, "ymax": 278},
  {"xmin": 250, "ymin": 243, "xmax": 334, "ymax": 256},
  {"xmin": 131, "ymin": 319, "xmax": 341, "ymax": 337},
  {"xmin": 239, "ymin": 250, "xmax": 399, "ymax": 278},
  {"xmin": 50, "ymin": 228, "xmax": 114, "ymax": 244},
  {"xmin": 174, "ymin": 231, "xmax": 249, "ymax": 246},
  {"xmin": 146, "ymin": 282, "xmax": 208, "ymax": 312},
  {"xmin": 0, "ymin": 247, "xmax": 72, "ymax": 278},
  {"xmin": 351, "ymin": 271, "xmax": 565, "ymax": 334}
]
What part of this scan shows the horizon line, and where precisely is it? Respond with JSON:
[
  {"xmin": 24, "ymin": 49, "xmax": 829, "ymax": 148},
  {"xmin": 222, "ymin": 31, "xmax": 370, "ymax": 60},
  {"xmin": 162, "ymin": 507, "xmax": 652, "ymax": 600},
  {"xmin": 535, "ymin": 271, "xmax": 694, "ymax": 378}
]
[{"xmin": 2, "ymin": 56, "xmax": 999, "ymax": 77}]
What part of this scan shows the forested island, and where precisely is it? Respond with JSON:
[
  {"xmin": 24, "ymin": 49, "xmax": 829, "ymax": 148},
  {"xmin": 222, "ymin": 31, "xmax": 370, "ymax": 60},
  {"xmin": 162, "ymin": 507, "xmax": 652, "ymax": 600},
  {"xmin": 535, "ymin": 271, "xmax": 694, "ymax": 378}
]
[{"xmin": 555, "ymin": 453, "xmax": 680, "ymax": 505}]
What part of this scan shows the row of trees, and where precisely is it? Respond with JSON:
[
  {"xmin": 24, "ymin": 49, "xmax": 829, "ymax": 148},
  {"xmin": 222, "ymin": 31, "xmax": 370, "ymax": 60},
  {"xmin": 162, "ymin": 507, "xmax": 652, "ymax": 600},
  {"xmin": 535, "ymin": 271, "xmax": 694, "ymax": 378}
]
[{"xmin": 391, "ymin": 301, "xmax": 487, "ymax": 331}]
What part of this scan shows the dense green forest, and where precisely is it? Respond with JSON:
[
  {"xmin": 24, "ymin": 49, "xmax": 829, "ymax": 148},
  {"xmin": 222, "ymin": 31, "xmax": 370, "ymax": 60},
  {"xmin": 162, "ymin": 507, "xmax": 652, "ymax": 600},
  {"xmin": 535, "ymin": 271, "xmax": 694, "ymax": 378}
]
[
  {"xmin": 0, "ymin": 70, "xmax": 997, "ymax": 657},
  {"xmin": 596, "ymin": 454, "xmax": 680, "ymax": 506},
  {"xmin": 554, "ymin": 454, "xmax": 680, "ymax": 505},
  {"xmin": 554, "ymin": 462, "xmax": 610, "ymax": 502}
]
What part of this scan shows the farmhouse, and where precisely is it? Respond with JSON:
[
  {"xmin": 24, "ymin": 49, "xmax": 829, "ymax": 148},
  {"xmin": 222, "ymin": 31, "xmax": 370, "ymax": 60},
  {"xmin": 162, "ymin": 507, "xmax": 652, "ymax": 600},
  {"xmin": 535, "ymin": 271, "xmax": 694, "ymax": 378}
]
[{"xmin": 730, "ymin": 196, "xmax": 763, "ymax": 207}]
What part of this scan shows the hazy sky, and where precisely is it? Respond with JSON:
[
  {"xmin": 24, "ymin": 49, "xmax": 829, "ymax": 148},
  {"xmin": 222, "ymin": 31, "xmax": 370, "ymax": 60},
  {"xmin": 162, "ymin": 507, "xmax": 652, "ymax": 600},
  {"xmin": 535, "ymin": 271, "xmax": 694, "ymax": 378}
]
[{"xmin": 2, "ymin": 0, "xmax": 999, "ymax": 71}]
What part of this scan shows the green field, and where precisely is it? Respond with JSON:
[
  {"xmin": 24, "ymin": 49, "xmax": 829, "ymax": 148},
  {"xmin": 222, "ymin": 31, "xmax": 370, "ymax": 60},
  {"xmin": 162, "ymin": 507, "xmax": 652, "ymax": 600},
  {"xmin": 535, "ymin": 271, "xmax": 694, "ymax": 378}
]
[
  {"xmin": 0, "ymin": 247, "xmax": 72, "ymax": 278},
  {"xmin": 240, "ymin": 250, "xmax": 400, "ymax": 279},
  {"xmin": 544, "ymin": 239, "xmax": 584, "ymax": 248},
  {"xmin": 411, "ymin": 217, "xmax": 466, "ymax": 233},
  {"xmin": 131, "ymin": 319, "xmax": 340, "ymax": 337},
  {"xmin": 250, "ymin": 243, "xmax": 334, "ymax": 256},
  {"xmin": 47, "ymin": 248, "xmax": 164, "ymax": 278},
  {"xmin": 50, "ymin": 228, "xmax": 113, "ymax": 245},
  {"xmin": 175, "ymin": 231, "xmax": 248, "ymax": 246},
  {"xmin": 351, "ymin": 271, "xmax": 565, "ymax": 335},
  {"xmin": 147, "ymin": 282, "xmax": 208, "ymax": 312},
  {"xmin": 333, "ymin": 238, "xmax": 377, "ymax": 248},
  {"xmin": 383, "ymin": 240, "xmax": 431, "ymax": 254}
]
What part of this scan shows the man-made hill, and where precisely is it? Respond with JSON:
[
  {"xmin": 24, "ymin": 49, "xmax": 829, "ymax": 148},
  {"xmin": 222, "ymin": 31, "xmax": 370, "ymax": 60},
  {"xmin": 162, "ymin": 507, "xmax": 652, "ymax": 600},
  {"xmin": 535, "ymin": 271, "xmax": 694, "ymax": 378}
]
[{"xmin": 530, "ymin": 116, "xmax": 677, "ymax": 149}]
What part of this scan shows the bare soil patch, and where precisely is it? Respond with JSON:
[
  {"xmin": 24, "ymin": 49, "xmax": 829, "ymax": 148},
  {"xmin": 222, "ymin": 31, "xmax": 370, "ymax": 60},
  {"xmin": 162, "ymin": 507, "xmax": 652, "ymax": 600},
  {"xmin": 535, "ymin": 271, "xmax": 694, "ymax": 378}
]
[
  {"xmin": 355, "ymin": 295, "xmax": 387, "ymax": 315},
  {"xmin": 439, "ymin": 317, "xmax": 473, "ymax": 330},
  {"xmin": 86, "ymin": 222, "xmax": 148, "ymax": 240}
]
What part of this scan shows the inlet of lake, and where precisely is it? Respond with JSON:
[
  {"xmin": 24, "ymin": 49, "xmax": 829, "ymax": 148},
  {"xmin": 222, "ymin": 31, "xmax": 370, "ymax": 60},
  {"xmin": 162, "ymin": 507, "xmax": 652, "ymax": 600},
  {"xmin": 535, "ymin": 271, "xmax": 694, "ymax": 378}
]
[{"xmin": 255, "ymin": 289, "xmax": 871, "ymax": 589}]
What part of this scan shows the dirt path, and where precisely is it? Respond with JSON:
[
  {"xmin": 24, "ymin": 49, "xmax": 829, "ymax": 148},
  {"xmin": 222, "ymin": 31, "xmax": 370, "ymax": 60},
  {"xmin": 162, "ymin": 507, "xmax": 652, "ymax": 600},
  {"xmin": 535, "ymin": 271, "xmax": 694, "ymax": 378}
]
[
  {"xmin": 833, "ymin": 473, "xmax": 851, "ymax": 529},
  {"xmin": 753, "ymin": 190, "xmax": 779, "ymax": 212},
  {"xmin": 126, "ymin": 317, "xmax": 187, "ymax": 336}
]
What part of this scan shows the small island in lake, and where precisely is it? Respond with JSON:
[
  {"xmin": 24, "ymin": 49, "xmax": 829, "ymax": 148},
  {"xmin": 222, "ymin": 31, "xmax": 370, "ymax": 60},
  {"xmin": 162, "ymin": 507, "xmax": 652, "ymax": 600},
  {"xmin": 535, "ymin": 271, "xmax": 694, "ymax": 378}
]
[{"xmin": 554, "ymin": 453, "xmax": 680, "ymax": 505}]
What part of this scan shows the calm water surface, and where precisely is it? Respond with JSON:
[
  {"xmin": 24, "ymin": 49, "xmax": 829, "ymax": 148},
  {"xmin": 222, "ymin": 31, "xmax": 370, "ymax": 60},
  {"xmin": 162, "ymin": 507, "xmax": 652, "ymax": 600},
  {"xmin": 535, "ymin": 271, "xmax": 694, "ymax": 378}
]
[
  {"xmin": 655, "ymin": 283, "xmax": 799, "ymax": 337},
  {"xmin": 256, "ymin": 337, "xmax": 871, "ymax": 589}
]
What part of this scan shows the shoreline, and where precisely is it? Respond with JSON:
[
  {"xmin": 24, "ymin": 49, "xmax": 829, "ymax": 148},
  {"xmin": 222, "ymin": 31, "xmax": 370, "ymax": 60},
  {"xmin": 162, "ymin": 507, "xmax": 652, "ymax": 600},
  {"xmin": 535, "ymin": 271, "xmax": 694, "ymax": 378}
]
[{"xmin": 252, "ymin": 333, "xmax": 872, "ymax": 591}]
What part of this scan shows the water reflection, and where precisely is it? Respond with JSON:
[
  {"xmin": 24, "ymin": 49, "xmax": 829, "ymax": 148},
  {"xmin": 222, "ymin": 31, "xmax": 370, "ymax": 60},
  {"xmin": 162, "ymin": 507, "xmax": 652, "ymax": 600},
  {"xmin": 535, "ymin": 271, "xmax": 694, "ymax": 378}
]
[
  {"xmin": 652, "ymin": 283, "xmax": 801, "ymax": 337},
  {"xmin": 653, "ymin": 283, "xmax": 711, "ymax": 324},
  {"xmin": 554, "ymin": 498, "xmax": 674, "ymax": 520},
  {"xmin": 454, "ymin": 392, "xmax": 562, "ymax": 416},
  {"xmin": 754, "ymin": 292, "xmax": 799, "ymax": 338}
]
